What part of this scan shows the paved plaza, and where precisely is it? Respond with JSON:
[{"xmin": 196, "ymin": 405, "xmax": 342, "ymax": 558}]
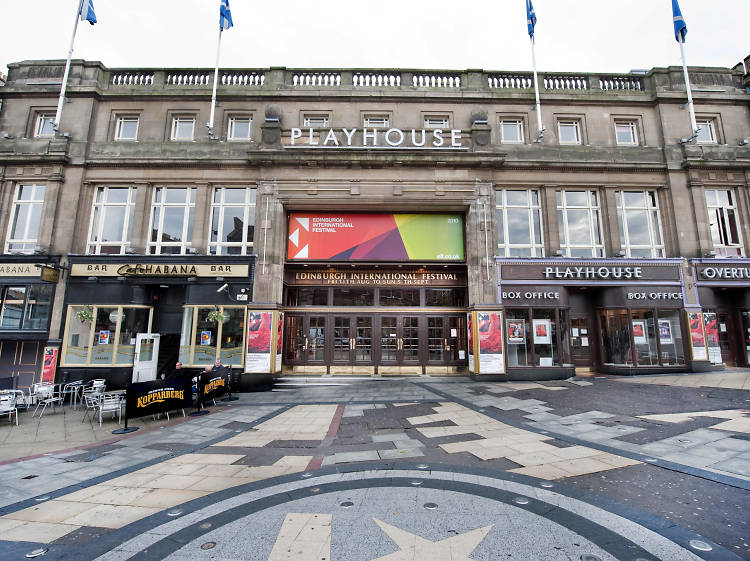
[{"xmin": 0, "ymin": 372, "xmax": 748, "ymax": 560}]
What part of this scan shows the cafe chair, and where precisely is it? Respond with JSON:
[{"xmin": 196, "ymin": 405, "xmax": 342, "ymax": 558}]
[
  {"xmin": 97, "ymin": 394, "xmax": 123, "ymax": 427},
  {"xmin": 31, "ymin": 383, "xmax": 62, "ymax": 418},
  {"xmin": 0, "ymin": 392, "xmax": 19, "ymax": 425},
  {"xmin": 82, "ymin": 379, "xmax": 106, "ymax": 400},
  {"xmin": 62, "ymin": 380, "xmax": 84, "ymax": 409}
]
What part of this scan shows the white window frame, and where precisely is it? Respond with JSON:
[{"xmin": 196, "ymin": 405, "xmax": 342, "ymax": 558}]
[
  {"xmin": 424, "ymin": 116, "xmax": 450, "ymax": 129},
  {"xmin": 5, "ymin": 184, "xmax": 45, "ymax": 254},
  {"xmin": 114, "ymin": 116, "xmax": 139, "ymax": 141},
  {"xmin": 696, "ymin": 119, "xmax": 718, "ymax": 144},
  {"xmin": 557, "ymin": 120, "xmax": 582, "ymax": 145},
  {"xmin": 363, "ymin": 115, "xmax": 390, "ymax": 128},
  {"xmin": 303, "ymin": 114, "xmax": 329, "ymax": 128},
  {"xmin": 496, "ymin": 189, "xmax": 544, "ymax": 257},
  {"xmin": 34, "ymin": 114, "xmax": 55, "ymax": 138},
  {"xmin": 616, "ymin": 190, "xmax": 665, "ymax": 258},
  {"xmin": 208, "ymin": 187, "xmax": 256, "ymax": 255},
  {"xmin": 705, "ymin": 189, "xmax": 744, "ymax": 256},
  {"xmin": 86, "ymin": 186, "xmax": 136, "ymax": 255},
  {"xmin": 148, "ymin": 187, "xmax": 196, "ymax": 255},
  {"xmin": 614, "ymin": 120, "xmax": 638, "ymax": 146},
  {"xmin": 170, "ymin": 116, "xmax": 196, "ymax": 141},
  {"xmin": 556, "ymin": 189, "xmax": 605, "ymax": 257},
  {"xmin": 227, "ymin": 116, "xmax": 252, "ymax": 141},
  {"xmin": 499, "ymin": 119, "xmax": 525, "ymax": 144}
]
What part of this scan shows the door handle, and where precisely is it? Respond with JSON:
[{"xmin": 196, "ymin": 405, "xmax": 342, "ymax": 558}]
[
  {"xmin": 444, "ymin": 338, "xmax": 450, "ymax": 351},
  {"xmin": 303, "ymin": 337, "xmax": 309, "ymax": 350},
  {"xmin": 397, "ymin": 338, "xmax": 402, "ymax": 350},
  {"xmin": 350, "ymin": 338, "xmax": 355, "ymax": 350}
]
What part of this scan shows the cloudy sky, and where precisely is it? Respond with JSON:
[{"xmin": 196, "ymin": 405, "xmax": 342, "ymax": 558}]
[{"xmin": 1, "ymin": 0, "xmax": 748, "ymax": 76}]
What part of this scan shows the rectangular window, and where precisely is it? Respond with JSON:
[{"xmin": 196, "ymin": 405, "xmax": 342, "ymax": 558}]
[
  {"xmin": 179, "ymin": 306, "xmax": 246, "ymax": 367},
  {"xmin": 114, "ymin": 116, "xmax": 139, "ymax": 141},
  {"xmin": 499, "ymin": 119, "xmax": 524, "ymax": 144},
  {"xmin": 557, "ymin": 120, "xmax": 581, "ymax": 145},
  {"xmin": 61, "ymin": 305, "xmax": 151, "ymax": 366},
  {"xmin": 424, "ymin": 116, "xmax": 450, "ymax": 129},
  {"xmin": 170, "ymin": 116, "xmax": 196, "ymax": 141},
  {"xmin": 696, "ymin": 119, "xmax": 717, "ymax": 144},
  {"xmin": 34, "ymin": 114, "xmax": 55, "ymax": 138},
  {"xmin": 705, "ymin": 189, "xmax": 743, "ymax": 256},
  {"xmin": 496, "ymin": 189, "xmax": 544, "ymax": 257},
  {"xmin": 148, "ymin": 187, "xmax": 196, "ymax": 255},
  {"xmin": 556, "ymin": 189, "xmax": 605, "ymax": 257},
  {"xmin": 303, "ymin": 114, "xmax": 329, "ymax": 128},
  {"xmin": 615, "ymin": 121, "xmax": 638, "ymax": 146},
  {"xmin": 87, "ymin": 187, "xmax": 136, "ymax": 254},
  {"xmin": 616, "ymin": 190, "xmax": 664, "ymax": 257},
  {"xmin": 363, "ymin": 115, "xmax": 390, "ymax": 128},
  {"xmin": 228, "ymin": 116, "xmax": 252, "ymax": 141},
  {"xmin": 208, "ymin": 187, "xmax": 256, "ymax": 255},
  {"xmin": 6, "ymin": 184, "xmax": 45, "ymax": 254}
]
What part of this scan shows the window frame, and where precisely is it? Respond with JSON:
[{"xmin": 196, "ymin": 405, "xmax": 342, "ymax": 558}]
[
  {"xmin": 556, "ymin": 189, "xmax": 605, "ymax": 257},
  {"xmin": 614, "ymin": 120, "xmax": 639, "ymax": 146},
  {"xmin": 0, "ymin": 284, "xmax": 53, "ymax": 332},
  {"xmin": 179, "ymin": 305, "xmax": 247, "ymax": 367},
  {"xmin": 86, "ymin": 186, "xmax": 137, "ymax": 255},
  {"xmin": 5, "ymin": 184, "xmax": 46, "ymax": 254},
  {"xmin": 616, "ymin": 190, "xmax": 665, "ymax": 258},
  {"xmin": 170, "ymin": 115, "xmax": 196, "ymax": 141},
  {"xmin": 227, "ymin": 115, "xmax": 253, "ymax": 141},
  {"xmin": 423, "ymin": 115, "xmax": 451, "ymax": 129},
  {"xmin": 362, "ymin": 114, "xmax": 390, "ymax": 128},
  {"xmin": 696, "ymin": 118, "xmax": 718, "ymax": 144},
  {"xmin": 495, "ymin": 189, "xmax": 545, "ymax": 257},
  {"xmin": 302, "ymin": 114, "xmax": 330, "ymax": 128},
  {"xmin": 114, "ymin": 115, "xmax": 140, "ymax": 142},
  {"xmin": 208, "ymin": 187, "xmax": 256, "ymax": 255},
  {"xmin": 498, "ymin": 119, "xmax": 525, "ymax": 144},
  {"xmin": 147, "ymin": 187, "xmax": 196, "ymax": 255},
  {"xmin": 34, "ymin": 113, "xmax": 55, "ymax": 138},
  {"xmin": 557, "ymin": 120, "xmax": 582, "ymax": 145},
  {"xmin": 705, "ymin": 188, "xmax": 744, "ymax": 256}
]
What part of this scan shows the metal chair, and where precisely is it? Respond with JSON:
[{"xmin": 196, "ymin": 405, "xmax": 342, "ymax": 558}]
[
  {"xmin": 97, "ymin": 393, "xmax": 123, "ymax": 427},
  {"xmin": 81, "ymin": 393, "xmax": 101, "ymax": 424},
  {"xmin": 62, "ymin": 380, "xmax": 84, "ymax": 409},
  {"xmin": 31, "ymin": 383, "xmax": 62, "ymax": 418},
  {"xmin": 0, "ymin": 392, "xmax": 18, "ymax": 425},
  {"xmin": 82, "ymin": 379, "xmax": 106, "ymax": 401}
]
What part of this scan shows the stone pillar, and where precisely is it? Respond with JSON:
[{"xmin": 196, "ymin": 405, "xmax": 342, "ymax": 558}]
[
  {"xmin": 541, "ymin": 185, "xmax": 560, "ymax": 255},
  {"xmin": 252, "ymin": 181, "xmax": 283, "ymax": 304},
  {"xmin": 466, "ymin": 182, "xmax": 497, "ymax": 306},
  {"xmin": 129, "ymin": 181, "xmax": 152, "ymax": 254},
  {"xmin": 37, "ymin": 173, "xmax": 65, "ymax": 253},
  {"xmin": 687, "ymin": 180, "xmax": 712, "ymax": 256},
  {"xmin": 192, "ymin": 182, "xmax": 212, "ymax": 254},
  {"xmin": 602, "ymin": 186, "xmax": 621, "ymax": 256}
]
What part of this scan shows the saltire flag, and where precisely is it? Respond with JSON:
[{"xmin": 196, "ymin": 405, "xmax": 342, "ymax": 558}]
[
  {"xmin": 220, "ymin": 0, "xmax": 234, "ymax": 31},
  {"xmin": 80, "ymin": 0, "xmax": 97, "ymax": 25},
  {"xmin": 672, "ymin": 0, "xmax": 687, "ymax": 42},
  {"xmin": 526, "ymin": 0, "xmax": 537, "ymax": 39}
]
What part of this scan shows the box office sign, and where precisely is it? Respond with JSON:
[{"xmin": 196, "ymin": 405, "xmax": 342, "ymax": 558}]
[
  {"xmin": 499, "ymin": 263, "xmax": 681, "ymax": 283},
  {"xmin": 71, "ymin": 263, "xmax": 249, "ymax": 277},
  {"xmin": 288, "ymin": 214, "xmax": 464, "ymax": 261},
  {"xmin": 500, "ymin": 286, "xmax": 567, "ymax": 307}
]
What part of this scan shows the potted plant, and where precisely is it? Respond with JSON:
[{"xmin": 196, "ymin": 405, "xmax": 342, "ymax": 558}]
[
  {"xmin": 75, "ymin": 307, "xmax": 94, "ymax": 323},
  {"xmin": 206, "ymin": 309, "xmax": 225, "ymax": 324}
]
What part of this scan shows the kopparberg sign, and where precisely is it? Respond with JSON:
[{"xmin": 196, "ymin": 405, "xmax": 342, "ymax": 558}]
[{"xmin": 287, "ymin": 127, "xmax": 466, "ymax": 149}]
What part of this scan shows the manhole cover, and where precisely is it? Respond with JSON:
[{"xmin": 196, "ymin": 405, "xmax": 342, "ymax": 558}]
[
  {"xmin": 514, "ymin": 497, "xmax": 530, "ymax": 505},
  {"xmin": 423, "ymin": 503, "xmax": 438, "ymax": 510},
  {"xmin": 201, "ymin": 542, "xmax": 216, "ymax": 550},
  {"xmin": 689, "ymin": 540, "xmax": 712, "ymax": 552},
  {"xmin": 340, "ymin": 501, "xmax": 354, "ymax": 508}
]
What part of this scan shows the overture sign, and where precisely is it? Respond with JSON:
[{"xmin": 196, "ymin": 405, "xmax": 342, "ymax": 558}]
[{"xmin": 287, "ymin": 213, "xmax": 464, "ymax": 261}]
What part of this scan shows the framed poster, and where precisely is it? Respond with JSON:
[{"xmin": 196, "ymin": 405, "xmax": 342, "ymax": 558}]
[
  {"xmin": 658, "ymin": 320, "xmax": 673, "ymax": 344},
  {"xmin": 507, "ymin": 320, "xmax": 526, "ymax": 344},
  {"xmin": 687, "ymin": 312, "xmax": 707, "ymax": 360},
  {"xmin": 478, "ymin": 311, "xmax": 505, "ymax": 374},
  {"xmin": 41, "ymin": 347, "xmax": 59, "ymax": 383},
  {"xmin": 632, "ymin": 321, "xmax": 647, "ymax": 345},
  {"xmin": 703, "ymin": 312, "xmax": 722, "ymax": 365},
  {"xmin": 532, "ymin": 319, "xmax": 551, "ymax": 345},
  {"xmin": 245, "ymin": 311, "xmax": 273, "ymax": 373},
  {"xmin": 98, "ymin": 330, "xmax": 110, "ymax": 345}
]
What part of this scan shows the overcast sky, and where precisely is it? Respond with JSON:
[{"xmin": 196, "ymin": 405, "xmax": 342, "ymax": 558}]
[{"xmin": 1, "ymin": 0, "xmax": 748, "ymax": 77}]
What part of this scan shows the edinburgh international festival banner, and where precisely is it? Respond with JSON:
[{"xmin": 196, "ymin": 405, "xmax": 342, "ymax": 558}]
[
  {"xmin": 125, "ymin": 377, "xmax": 192, "ymax": 420},
  {"xmin": 200, "ymin": 371, "xmax": 228, "ymax": 403},
  {"xmin": 287, "ymin": 213, "xmax": 464, "ymax": 261}
]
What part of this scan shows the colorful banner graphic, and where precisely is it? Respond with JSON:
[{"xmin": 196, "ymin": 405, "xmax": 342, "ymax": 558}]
[
  {"xmin": 274, "ymin": 312, "xmax": 284, "ymax": 373},
  {"xmin": 125, "ymin": 377, "xmax": 192, "ymax": 420},
  {"xmin": 477, "ymin": 311, "xmax": 505, "ymax": 373},
  {"xmin": 632, "ymin": 321, "xmax": 648, "ymax": 345},
  {"xmin": 246, "ymin": 311, "xmax": 273, "ymax": 373},
  {"xmin": 688, "ymin": 312, "xmax": 708, "ymax": 361},
  {"xmin": 467, "ymin": 312, "xmax": 475, "ymax": 373},
  {"xmin": 703, "ymin": 312, "xmax": 722, "ymax": 365},
  {"xmin": 507, "ymin": 320, "xmax": 526, "ymax": 344},
  {"xmin": 287, "ymin": 213, "xmax": 464, "ymax": 261},
  {"xmin": 658, "ymin": 320, "xmax": 673, "ymax": 344},
  {"xmin": 200, "ymin": 372, "xmax": 227, "ymax": 403},
  {"xmin": 41, "ymin": 347, "xmax": 58, "ymax": 384}
]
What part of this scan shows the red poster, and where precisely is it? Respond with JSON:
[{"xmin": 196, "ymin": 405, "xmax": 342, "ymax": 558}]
[
  {"xmin": 478, "ymin": 312, "xmax": 503, "ymax": 354},
  {"xmin": 704, "ymin": 314, "xmax": 719, "ymax": 345},
  {"xmin": 276, "ymin": 312, "xmax": 284, "ymax": 354},
  {"xmin": 247, "ymin": 312, "xmax": 272, "ymax": 352},
  {"xmin": 688, "ymin": 312, "xmax": 705, "ymax": 347},
  {"xmin": 41, "ymin": 347, "xmax": 58, "ymax": 383}
]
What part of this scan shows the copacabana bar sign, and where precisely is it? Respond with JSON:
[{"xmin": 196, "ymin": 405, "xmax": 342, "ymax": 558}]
[{"xmin": 287, "ymin": 213, "xmax": 464, "ymax": 261}]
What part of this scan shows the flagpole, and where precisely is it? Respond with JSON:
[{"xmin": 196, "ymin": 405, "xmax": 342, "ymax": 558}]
[
  {"xmin": 208, "ymin": 25, "xmax": 223, "ymax": 139},
  {"xmin": 54, "ymin": 0, "xmax": 85, "ymax": 131},
  {"xmin": 678, "ymin": 37, "xmax": 699, "ymax": 137},
  {"xmin": 530, "ymin": 36, "xmax": 544, "ymax": 142}
]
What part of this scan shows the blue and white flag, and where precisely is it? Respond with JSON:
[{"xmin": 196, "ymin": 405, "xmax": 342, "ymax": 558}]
[
  {"xmin": 220, "ymin": 0, "xmax": 234, "ymax": 31},
  {"xmin": 526, "ymin": 0, "xmax": 537, "ymax": 39},
  {"xmin": 80, "ymin": 0, "xmax": 97, "ymax": 25},
  {"xmin": 672, "ymin": 0, "xmax": 687, "ymax": 42}
]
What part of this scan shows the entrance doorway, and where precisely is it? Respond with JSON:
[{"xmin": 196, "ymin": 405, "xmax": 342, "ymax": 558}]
[
  {"xmin": 569, "ymin": 316, "xmax": 593, "ymax": 367},
  {"xmin": 284, "ymin": 313, "xmax": 467, "ymax": 374}
]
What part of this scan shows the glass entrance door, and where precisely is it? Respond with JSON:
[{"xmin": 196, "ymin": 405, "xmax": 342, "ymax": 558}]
[
  {"xmin": 379, "ymin": 316, "xmax": 421, "ymax": 366},
  {"xmin": 285, "ymin": 314, "xmax": 326, "ymax": 366},
  {"xmin": 333, "ymin": 316, "xmax": 373, "ymax": 365},
  {"xmin": 570, "ymin": 316, "xmax": 592, "ymax": 367}
]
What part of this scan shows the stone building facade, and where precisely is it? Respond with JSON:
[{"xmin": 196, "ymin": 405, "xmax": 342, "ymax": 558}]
[{"xmin": 0, "ymin": 58, "xmax": 749, "ymax": 389}]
